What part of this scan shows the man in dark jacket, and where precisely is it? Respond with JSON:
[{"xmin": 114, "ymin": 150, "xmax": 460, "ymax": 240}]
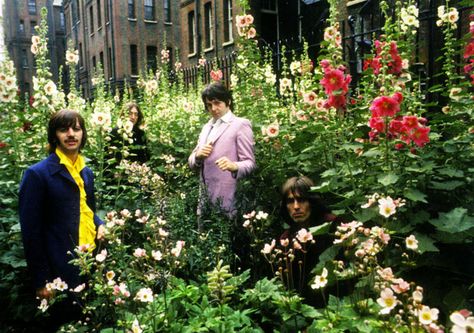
[{"xmin": 19, "ymin": 109, "xmax": 105, "ymax": 327}]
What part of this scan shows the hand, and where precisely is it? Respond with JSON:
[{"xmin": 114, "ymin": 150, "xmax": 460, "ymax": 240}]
[
  {"xmin": 196, "ymin": 143, "xmax": 213, "ymax": 160},
  {"xmin": 36, "ymin": 287, "xmax": 54, "ymax": 300},
  {"xmin": 215, "ymin": 157, "xmax": 238, "ymax": 172},
  {"xmin": 97, "ymin": 225, "xmax": 106, "ymax": 240}
]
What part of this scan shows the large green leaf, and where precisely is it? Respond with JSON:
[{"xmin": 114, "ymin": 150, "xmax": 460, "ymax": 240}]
[
  {"xmin": 430, "ymin": 180, "xmax": 464, "ymax": 190},
  {"xmin": 309, "ymin": 222, "xmax": 332, "ymax": 236},
  {"xmin": 429, "ymin": 208, "xmax": 474, "ymax": 233},
  {"xmin": 412, "ymin": 233, "xmax": 439, "ymax": 253},
  {"xmin": 377, "ymin": 173, "xmax": 399, "ymax": 186},
  {"xmin": 403, "ymin": 188, "xmax": 427, "ymax": 203}
]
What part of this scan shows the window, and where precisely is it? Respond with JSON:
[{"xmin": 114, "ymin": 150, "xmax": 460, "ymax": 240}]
[
  {"xmin": 105, "ymin": 0, "xmax": 110, "ymax": 23},
  {"xmin": 30, "ymin": 21, "xmax": 37, "ymax": 34},
  {"xmin": 79, "ymin": 42, "xmax": 83, "ymax": 67},
  {"xmin": 204, "ymin": 3, "xmax": 213, "ymax": 49},
  {"xmin": 144, "ymin": 0, "xmax": 155, "ymax": 21},
  {"xmin": 59, "ymin": 12, "xmax": 65, "ymax": 30},
  {"xmin": 146, "ymin": 46, "xmax": 157, "ymax": 72},
  {"xmin": 92, "ymin": 55, "xmax": 97, "ymax": 70},
  {"xmin": 19, "ymin": 20, "xmax": 25, "ymax": 33},
  {"xmin": 128, "ymin": 0, "xmax": 135, "ymax": 19},
  {"xmin": 97, "ymin": 0, "xmax": 102, "ymax": 28},
  {"xmin": 99, "ymin": 51, "xmax": 104, "ymax": 70},
  {"xmin": 163, "ymin": 0, "xmax": 171, "ymax": 23},
  {"xmin": 223, "ymin": 0, "xmax": 233, "ymax": 43},
  {"xmin": 188, "ymin": 11, "xmax": 196, "ymax": 55},
  {"xmin": 71, "ymin": 0, "xmax": 79, "ymax": 24},
  {"xmin": 130, "ymin": 44, "xmax": 138, "ymax": 75},
  {"xmin": 28, "ymin": 0, "xmax": 37, "ymax": 15},
  {"xmin": 89, "ymin": 5, "xmax": 94, "ymax": 33},
  {"xmin": 22, "ymin": 49, "xmax": 28, "ymax": 67},
  {"xmin": 261, "ymin": 0, "xmax": 277, "ymax": 13},
  {"xmin": 108, "ymin": 47, "xmax": 113, "ymax": 77}
]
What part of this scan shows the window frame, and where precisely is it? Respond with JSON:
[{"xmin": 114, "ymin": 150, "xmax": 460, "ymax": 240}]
[
  {"xmin": 144, "ymin": 0, "xmax": 156, "ymax": 22},
  {"xmin": 187, "ymin": 10, "xmax": 196, "ymax": 56},
  {"xmin": 223, "ymin": 0, "xmax": 233, "ymax": 44},
  {"xmin": 128, "ymin": 0, "xmax": 136, "ymax": 19},
  {"xmin": 28, "ymin": 0, "xmax": 37, "ymax": 15},
  {"xmin": 204, "ymin": 2, "xmax": 213, "ymax": 50}
]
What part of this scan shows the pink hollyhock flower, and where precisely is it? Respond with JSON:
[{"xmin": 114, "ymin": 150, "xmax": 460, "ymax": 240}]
[
  {"xmin": 210, "ymin": 69, "xmax": 223, "ymax": 82},
  {"xmin": 410, "ymin": 126, "xmax": 430, "ymax": 147},
  {"xmin": 320, "ymin": 68, "xmax": 346, "ymax": 94},
  {"xmin": 245, "ymin": 14, "xmax": 254, "ymax": 25},
  {"xmin": 369, "ymin": 117, "xmax": 385, "ymax": 133},
  {"xmin": 389, "ymin": 119, "xmax": 404, "ymax": 136},
  {"xmin": 247, "ymin": 27, "xmax": 257, "ymax": 39},
  {"xmin": 370, "ymin": 95, "xmax": 400, "ymax": 117},
  {"xmin": 325, "ymin": 94, "xmax": 346, "ymax": 109},
  {"xmin": 464, "ymin": 42, "xmax": 474, "ymax": 59},
  {"xmin": 266, "ymin": 123, "xmax": 279, "ymax": 138},
  {"xmin": 320, "ymin": 59, "xmax": 331, "ymax": 69},
  {"xmin": 303, "ymin": 91, "xmax": 318, "ymax": 105},
  {"xmin": 402, "ymin": 115, "xmax": 419, "ymax": 129}
]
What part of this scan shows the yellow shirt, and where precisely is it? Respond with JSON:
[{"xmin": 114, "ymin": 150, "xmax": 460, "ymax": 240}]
[{"xmin": 56, "ymin": 148, "xmax": 97, "ymax": 251}]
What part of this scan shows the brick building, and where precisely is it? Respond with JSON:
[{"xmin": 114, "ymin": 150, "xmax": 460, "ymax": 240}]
[
  {"xmin": 3, "ymin": 0, "xmax": 66, "ymax": 97},
  {"xmin": 63, "ymin": 0, "xmax": 181, "ymax": 98},
  {"xmin": 179, "ymin": 0, "xmax": 244, "ymax": 68}
]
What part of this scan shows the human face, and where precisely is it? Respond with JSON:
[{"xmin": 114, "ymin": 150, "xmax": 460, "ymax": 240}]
[
  {"xmin": 129, "ymin": 107, "xmax": 139, "ymax": 125},
  {"xmin": 55, "ymin": 119, "xmax": 83, "ymax": 158},
  {"xmin": 286, "ymin": 191, "xmax": 311, "ymax": 224},
  {"xmin": 205, "ymin": 98, "xmax": 229, "ymax": 120}
]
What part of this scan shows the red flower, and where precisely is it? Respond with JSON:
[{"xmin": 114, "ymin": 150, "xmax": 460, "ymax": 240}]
[
  {"xmin": 0, "ymin": 141, "xmax": 7, "ymax": 149},
  {"xmin": 394, "ymin": 143, "xmax": 405, "ymax": 150},
  {"xmin": 370, "ymin": 95, "xmax": 400, "ymax": 117},
  {"xmin": 389, "ymin": 119, "xmax": 405, "ymax": 135},
  {"xmin": 369, "ymin": 116, "xmax": 385, "ymax": 132},
  {"xmin": 320, "ymin": 68, "xmax": 346, "ymax": 94},
  {"xmin": 410, "ymin": 127, "xmax": 430, "ymax": 147},
  {"xmin": 210, "ymin": 69, "xmax": 223, "ymax": 82},
  {"xmin": 325, "ymin": 94, "xmax": 346, "ymax": 109},
  {"xmin": 402, "ymin": 116, "xmax": 419, "ymax": 130},
  {"xmin": 464, "ymin": 42, "xmax": 474, "ymax": 59}
]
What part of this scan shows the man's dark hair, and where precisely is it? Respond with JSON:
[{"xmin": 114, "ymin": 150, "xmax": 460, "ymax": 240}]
[
  {"xmin": 201, "ymin": 82, "xmax": 233, "ymax": 110},
  {"xmin": 280, "ymin": 176, "xmax": 330, "ymax": 225},
  {"xmin": 123, "ymin": 101, "xmax": 144, "ymax": 128},
  {"xmin": 47, "ymin": 109, "xmax": 87, "ymax": 154}
]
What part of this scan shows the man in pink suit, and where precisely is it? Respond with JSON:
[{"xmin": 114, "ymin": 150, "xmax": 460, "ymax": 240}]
[{"xmin": 188, "ymin": 82, "xmax": 256, "ymax": 216}]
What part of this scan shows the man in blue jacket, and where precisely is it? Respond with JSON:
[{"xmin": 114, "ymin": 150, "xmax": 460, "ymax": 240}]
[{"xmin": 19, "ymin": 109, "xmax": 105, "ymax": 325}]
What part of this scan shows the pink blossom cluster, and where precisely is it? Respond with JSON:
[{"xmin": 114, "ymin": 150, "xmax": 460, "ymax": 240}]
[
  {"xmin": 236, "ymin": 14, "xmax": 256, "ymax": 39},
  {"xmin": 463, "ymin": 16, "xmax": 474, "ymax": 85},
  {"xmin": 210, "ymin": 69, "xmax": 223, "ymax": 82},
  {"xmin": 376, "ymin": 268, "xmax": 443, "ymax": 331},
  {"xmin": 368, "ymin": 93, "xmax": 430, "ymax": 149},
  {"xmin": 364, "ymin": 41, "xmax": 403, "ymax": 76},
  {"xmin": 319, "ymin": 60, "xmax": 351, "ymax": 110}
]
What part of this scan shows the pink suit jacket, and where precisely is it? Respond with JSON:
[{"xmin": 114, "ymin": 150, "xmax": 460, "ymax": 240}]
[{"xmin": 188, "ymin": 112, "xmax": 256, "ymax": 213}]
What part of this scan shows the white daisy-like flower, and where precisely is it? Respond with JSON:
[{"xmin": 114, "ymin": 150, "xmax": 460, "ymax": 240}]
[{"xmin": 311, "ymin": 268, "xmax": 328, "ymax": 289}]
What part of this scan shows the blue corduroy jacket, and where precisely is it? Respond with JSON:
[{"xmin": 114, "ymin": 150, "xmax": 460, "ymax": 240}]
[{"xmin": 19, "ymin": 152, "xmax": 104, "ymax": 289}]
